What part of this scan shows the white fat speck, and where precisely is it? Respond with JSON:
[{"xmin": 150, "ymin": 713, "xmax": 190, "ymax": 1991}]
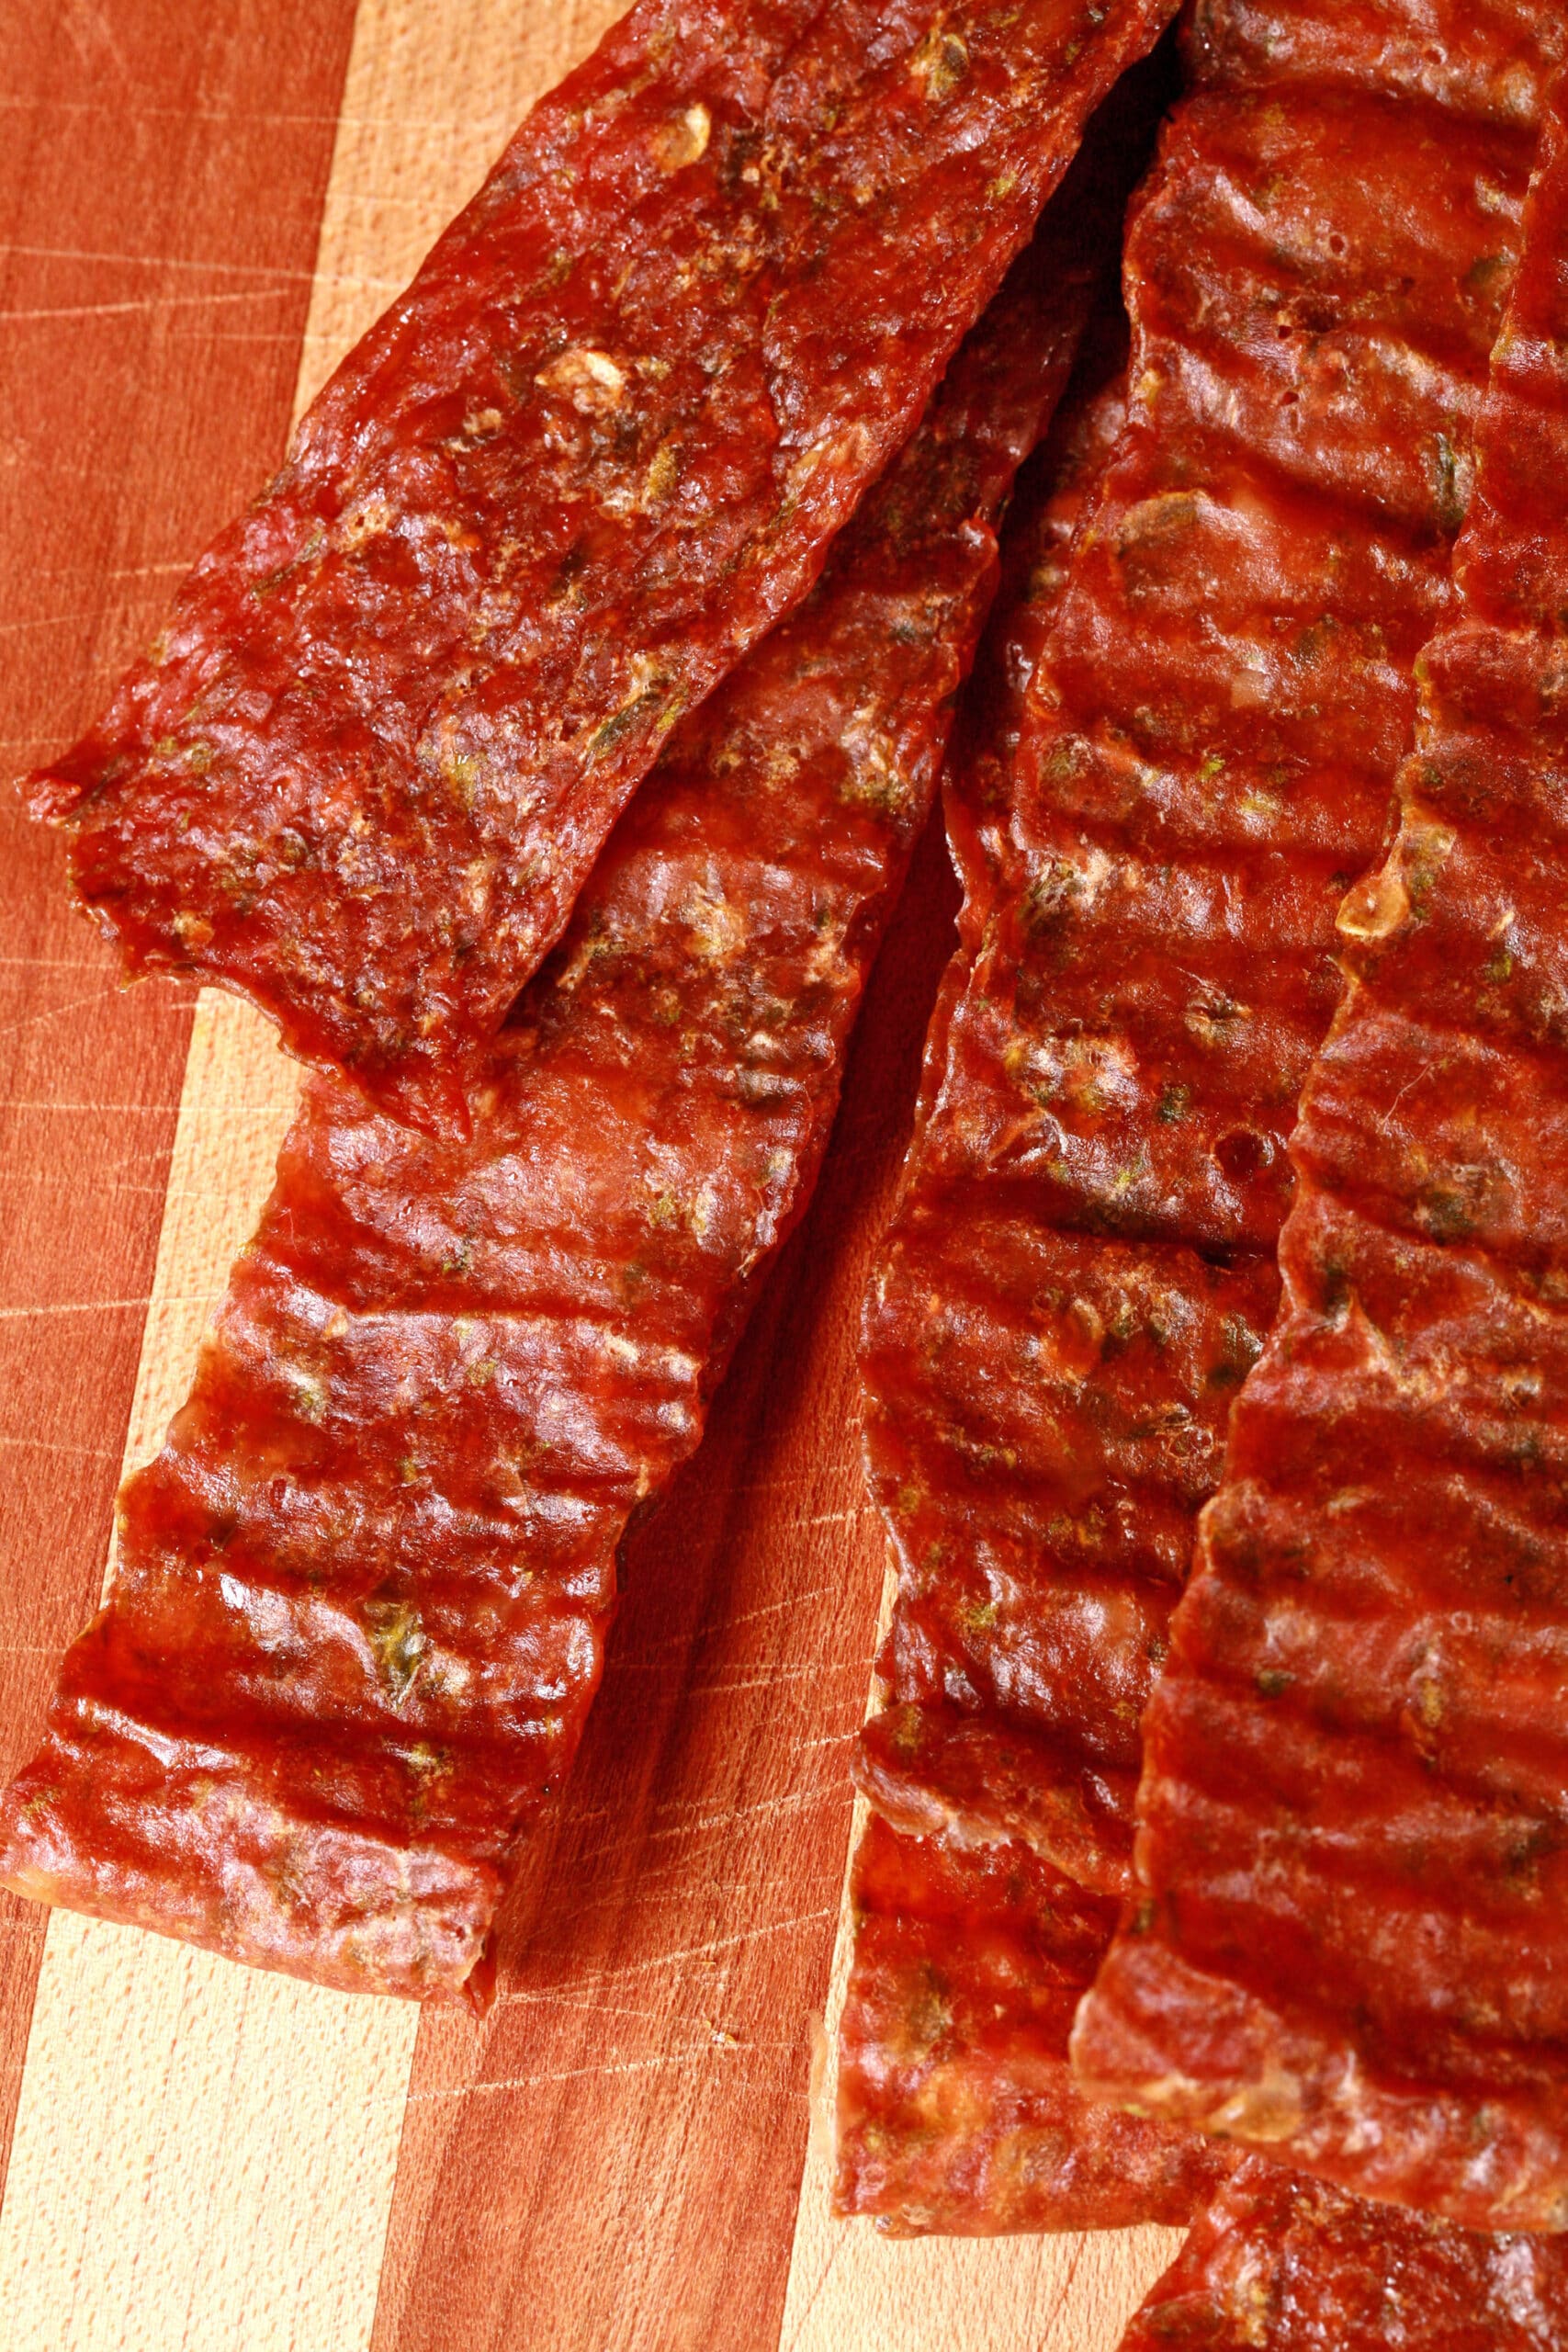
[
  {"xmin": 652, "ymin": 103, "xmax": 711, "ymax": 171},
  {"xmin": 536, "ymin": 345, "xmax": 626, "ymax": 412}
]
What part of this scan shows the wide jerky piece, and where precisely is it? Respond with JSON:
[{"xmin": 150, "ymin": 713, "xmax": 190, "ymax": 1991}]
[
  {"xmin": 27, "ymin": 0, "xmax": 1176, "ymax": 1133},
  {"xmin": 1117, "ymin": 2155, "xmax": 1568, "ymax": 2351},
  {"xmin": 1074, "ymin": 77, "xmax": 1568, "ymax": 2232},
  {"xmin": 835, "ymin": 0, "xmax": 1553, "ymax": 2236},
  {"xmin": 834, "ymin": 1813, "xmax": 1225, "ymax": 2233},
  {"xmin": 0, "ymin": 166, "xmax": 1119, "ymax": 2006},
  {"xmin": 852, "ymin": 0, "xmax": 1558, "ymax": 1905}
]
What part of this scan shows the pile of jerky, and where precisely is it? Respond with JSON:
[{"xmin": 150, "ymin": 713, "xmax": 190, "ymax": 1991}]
[{"xmin": 9, "ymin": 1, "xmax": 1568, "ymax": 2341}]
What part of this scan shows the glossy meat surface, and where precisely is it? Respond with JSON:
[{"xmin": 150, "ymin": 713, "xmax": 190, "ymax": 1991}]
[
  {"xmin": 856, "ymin": 0, "xmax": 1555, "ymax": 1903},
  {"xmin": 0, "ymin": 196, "xmax": 1102, "ymax": 2004},
  {"xmin": 29, "ymin": 0, "xmax": 1174, "ymax": 1131},
  {"xmin": 837, "ymin": 353, "xmax": 1224, "ymax": 2233},
  {"xmin": 837, "ymin": 327, "xmax": 1227, "ymax": 2234},
  {"xmin": 1119, "ymin": 2157, "xmax": 1568, "ymax": 2350},
  {"xmin": 1187, "ymin": 0, "xmax": 1557, "ymax": 116},
  {"xmin": 1076, "ymin": 83, "xmax": 1568, "ymax": 2230},
  {"xmin": 834, "ymin": 1813, "xmax": 1228, "ymax": 2233}
]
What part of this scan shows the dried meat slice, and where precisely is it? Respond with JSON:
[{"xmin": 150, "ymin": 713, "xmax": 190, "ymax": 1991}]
[
  {"xmin": 835, "ymin": 356, "xmax": 1234, "ymax": 2232},
  {"xmin": 1117, "ymin": 2156, "xmax": 1568, "ymax": 2350},
  {"xmin": 837, "ymin": 6, "xmax": 1555, "ymax": 2227},
  {"xmin": 837, "ymin": 312, "xmax": 1236, "ymax": 2233},
  {"xmin": 834, "ymin": 1813, "xmax": 1227, "ymax": 2233},
  {"xmin": 1075, "ymin": 76, "xmax": 1568, "ymax": 2233},
  {"xmin": 0, "ymin": 155, "xmax": 1122, "ymax": 2006},
  {"xmin": 853, "ymin": 0, "xmax": 1559, "ymax": 1908},
  {"xmin": 29, "ymin": 0, "xmax": 1177, "ymax": 1133}
]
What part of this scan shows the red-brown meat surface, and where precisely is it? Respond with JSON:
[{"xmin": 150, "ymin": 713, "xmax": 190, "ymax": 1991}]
[
  {"xmin": 29, "ymin": 0, "xmax": 1176, "ymax": 1132},
  {"xmin": 835, "ymin": 356, "xmax": 1239, "ymax": 2233},
  {"xmin": 834, "ymin": 1813, "xmax": 1230, "ymax": 2233},
  {"xmin": 1076, "ymin": 76, "xmax": 1568, "ymax": 2233},
  {"xmin": 0, "ymin": 177, "xmax": 1111, "ymax": 2004},
  {"xmin": 854, "ymin": 0, "xmax": 1557, "ymax": 1908},
  {"xmin": 1118, "ymin": 2156, "xmax": 1568, "ymax": 2350}
]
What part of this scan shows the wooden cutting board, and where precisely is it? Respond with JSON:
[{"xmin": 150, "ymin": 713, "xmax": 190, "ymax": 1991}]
[{"xmin": 0, "ymin": 4, "xmax": 1183, "ymax": 2343}]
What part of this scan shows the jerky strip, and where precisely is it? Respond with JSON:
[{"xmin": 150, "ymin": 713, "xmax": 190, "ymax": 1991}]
[
  {"xmin": 833, "ymin": 1813, "xmax": 1225, "ymax": 2234},
  {"xmin": 1075, "ymin": 76, "xmax": 1568, "ymax": 2232},
  {"xmin": 854, "ymin": 0, "xmax": 1555, "ymax": 1904},
  {"xmin": 837, "ymin": 0, "xmax": 1548, "ymax": 2218},
  {"xmin": 29, "ymin": 0, "xmax": 1176, "ymax": 1133},
  {"xmin": 833, "ymin": 345, "xmax": 1224, "ymax": 2234},
  {"xmin": 1118, "ymin": 2156, "xmax": 1568, "ymax": 2350},
  {"xmin": 0, "ymin": 173, "xmax": 1111, "ymax": 2007}
]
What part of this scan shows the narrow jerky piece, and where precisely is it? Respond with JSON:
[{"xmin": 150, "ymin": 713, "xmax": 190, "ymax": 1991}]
[
  {"xmin": 834, "ymin": 352, "xmax": 1229, "ymax": 2234},
  {"xmin": 28, "ymin": 0, "xmax": 1177, "ymax": 1134},
  {"xmin": 854, "ymin": 0, "xmax": 1557, "ymax": 1904},
  {"xmin": 0, "ymin": 168, "xmax": 1113, "ymax": 2007},
  {"xmin": 833, "ymin": 1814, "xmax": 1227, "ymax": 2234},
  {"xmin": 1075, "ymin": 80, "xmax": 1568, "ymax": 2231},
  {"xmin": 1118, "ymin": 2156, "xmax": 1568, "ymax": 2350}
]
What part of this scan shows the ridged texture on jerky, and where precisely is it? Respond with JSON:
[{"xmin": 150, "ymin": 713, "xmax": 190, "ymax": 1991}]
[
  {"xmin": 833, "ymin": 1813, "xmax": 1229, "ymax": 2233},
  {"xmin": 1075, "ymin": 79, "xmax": 1568, "ymax": 2233},
  {"xmin": 833, "ymin": 338, "xmax": 1130, "ymax": 2233},
  {"xmin": 854, "ymin": 0, "xmax": 1558, "ymax": 1906},
  {"xmin": 1118, "ymin": 2156, "xmax": 1568, "ymax": 2350},
  {"xmin": 28, "ymin": 0, "xmax": 1176, "ymax": 1132},
  {"xmin": 1188, "ymin": 0, "xmax": 1559, "ymax": 115},
  {"xmin": 834, "ymin": 301, "xmax": 1233, "ymax": 2241},
  {"xmin": 0, "ymin": 192, "xmax": 1105, "ymax": 2006}
]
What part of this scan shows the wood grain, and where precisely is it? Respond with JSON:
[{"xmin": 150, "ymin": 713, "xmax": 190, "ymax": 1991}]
[
  {"xmin": 0, "ymin": 3, "xmax": 1191, "ymax": 2343},
  {"xmin": 0, "ymin": 0, "xmax": 358, "ymax": 2204}
]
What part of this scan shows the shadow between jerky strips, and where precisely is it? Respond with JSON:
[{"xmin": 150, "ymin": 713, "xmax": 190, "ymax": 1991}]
[
  {"xmin": 1075, "ymin": 70, "xmax": 1568, "ymax": 2235},
  {"xmin": 26, "ymin": 0, "xmax": 1176, "ymax": 1136},
  {"xmin": 851, "ymin": 0, "xmax": 1555, "ymax": 1911},
  {"xmin": 0, "ymin": 152, "xmax": 1134, "ymax": 2007}
]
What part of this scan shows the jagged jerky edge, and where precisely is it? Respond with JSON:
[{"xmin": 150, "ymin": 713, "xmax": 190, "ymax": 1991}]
[
  {"xmin": 1075, "ymin": 72, "xmax": 1568, "ymax": 2234},
  {"xmin": 30, "ymin": 0, "xmax": 1177, "ymax": 1132}
]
